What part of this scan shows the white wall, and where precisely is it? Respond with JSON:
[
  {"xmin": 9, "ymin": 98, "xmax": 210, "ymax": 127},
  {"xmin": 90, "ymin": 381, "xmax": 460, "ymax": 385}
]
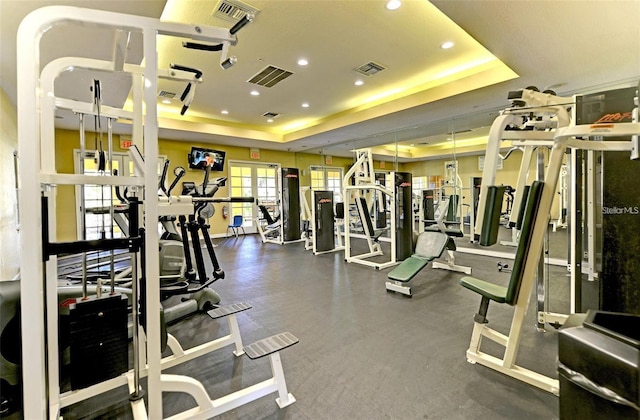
[{"xmin": 0, "ymin": 88, "xmax": 19, "ymax": 280}]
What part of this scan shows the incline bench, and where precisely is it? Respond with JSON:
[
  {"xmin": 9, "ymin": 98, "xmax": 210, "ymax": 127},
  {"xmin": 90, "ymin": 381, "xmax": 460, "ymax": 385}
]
[
  {"xmin": 386, "ymin": 231, "xmax": 455, "ymax": 296},
  {"xmin": 458, "ymin": 180, "xmax": 560, "ymax": 394}
]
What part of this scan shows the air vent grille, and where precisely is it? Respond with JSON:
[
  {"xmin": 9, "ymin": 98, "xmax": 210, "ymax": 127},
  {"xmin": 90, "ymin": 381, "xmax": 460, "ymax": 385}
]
[
  {"xmin": 213, "ymin": 0, "xmax": 260, "ymax": 22},
  {"xmin": 262, "ymin": 112, "xmax": 280, "ymax": 118},
  {"xmin": 248, "ymin": 66, "xmax": 293, "ymax": 88},
  {"xmin": 158, "ymin": 90, "xmax": 177, "ymax": 99},
  {"xmin": 354, "ymin": 61, "xmax": 386, "ymax": 76}
]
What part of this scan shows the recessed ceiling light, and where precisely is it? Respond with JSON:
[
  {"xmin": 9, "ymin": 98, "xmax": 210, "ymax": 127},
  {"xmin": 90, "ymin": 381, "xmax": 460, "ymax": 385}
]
[
  {"xmin": 221, "ymin": 110, "xmax": 229, "ymax": 114},
  {"xmin": 354, "ymin": 80, "xmax": 364, "ymax": 86},
  {"xmin": 297, "ymin": 58, "xmax": 308, "ymax": 66},
  {"xmin": 161, "ymin": 99, "xmax": 171, "ymax": 104},
  {"xmin": 267, "ymin": 118, "xmax": 274, "ymax": 123},
  {"xmin": 302, "ymin": 102, "xmax": 309, "ymax": 108},
  {"xmin": 386, "ymin": 0, "xmax": 401, "ymax": 10},
  {"xmin": 250, "ymin": 90, "xmax": 260, "ymax": 96},
  {"xmin": 441, "ymin": 41, "xmax": 454, "ymax": 49}
]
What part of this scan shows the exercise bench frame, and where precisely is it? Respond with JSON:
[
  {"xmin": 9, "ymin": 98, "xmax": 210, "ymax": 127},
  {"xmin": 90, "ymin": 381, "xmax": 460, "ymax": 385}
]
[{"xmin": 424, "ymin": 195, "xmax": 472, "ymax": 275}]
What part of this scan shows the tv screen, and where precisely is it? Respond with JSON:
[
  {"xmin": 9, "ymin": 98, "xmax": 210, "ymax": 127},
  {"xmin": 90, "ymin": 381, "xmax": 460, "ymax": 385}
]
[{"xmin": 188, "ymin": 147, "xmax": 226, "ymax": 171}]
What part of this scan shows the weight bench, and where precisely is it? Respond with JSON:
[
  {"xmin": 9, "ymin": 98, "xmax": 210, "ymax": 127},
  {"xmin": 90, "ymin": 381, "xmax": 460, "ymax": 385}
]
[
  {"xmin": 386, "ymin": 231, "xmax": 454, "ymax": 296},
  {"xmin": 458, "ymin": 181, "xmax": 559, "ymax": 394}
]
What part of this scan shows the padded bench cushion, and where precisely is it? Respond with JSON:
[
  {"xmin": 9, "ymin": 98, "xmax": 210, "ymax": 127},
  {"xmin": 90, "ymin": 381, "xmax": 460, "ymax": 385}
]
[
  {"xmin": 424, "ymin": 225, "xmax": 464, "ymax": 238},
  {"xmin": 388, "ymin": 232, "xmax": 450, "ymax": 282},
  {"xmin": 459, "ymin": 276, "xmax": 507, "ymax": 303},
  {"xmin": 414, "ymin": 231, "xmax": 450, "ymax": 256},
  {"xmin": 388, "ymin": 256, "xmax": 432, "ymax": 282}
]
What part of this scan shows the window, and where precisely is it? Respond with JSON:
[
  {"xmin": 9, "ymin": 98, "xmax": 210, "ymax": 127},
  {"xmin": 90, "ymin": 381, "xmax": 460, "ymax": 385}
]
[
  {"xmin": 74, "ymin": 150, "xmax": 165, "ymax": 240},
  {"xmin": 309, "ymin": 166, "xmax": 343, "ymax": 202},
  {"xmin": 412, "ymin": 176, "xmax": 427, "ymax": 195}
]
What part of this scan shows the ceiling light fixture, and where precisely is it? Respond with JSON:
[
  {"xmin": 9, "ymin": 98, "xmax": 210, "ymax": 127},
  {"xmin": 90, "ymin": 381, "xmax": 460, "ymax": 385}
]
[
  {"xmin": 386, "ymin": 0, "xmax": 401, "ymax": 11},
  {"xmin": 441, "ymin": 41, "xmax": 454, "ymax": 49},
  {"xmin": 267, "ymin": 118, "xmax": 274, "ymax": 123},
  {"xmin": 297, "ymin": 58, "xmax": 308, "ymax": 66},
  {"xmin": 354, "ymin": 80, "xmax": 364, "ymax": 86},
  {"xmin": 161, "ymin": 99, "xmax": 171, "ymax": 104},
  {"xmin": 302, "ymin": 102, "xmax": 309, "ymax": 108},
  {"xmin": 221, "ymin": 110, "xmax": 229, "ymax": 114},
  {"xmin": 250, "ymin": 90, "xmax": 260, "ymax": 96}
]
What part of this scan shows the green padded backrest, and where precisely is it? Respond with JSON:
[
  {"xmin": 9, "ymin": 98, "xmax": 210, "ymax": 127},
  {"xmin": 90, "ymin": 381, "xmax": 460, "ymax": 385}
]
[
  {"xmin": 505, "ymin": 181, "xmax": 544, "ymax": 305},
  {"xmin": 446, "ymin": 194, "xmax": 459, "ymax": 222},
  {"xmin": 515, "ymin": 185, "xmax": 531, "ymax": 230},
  {"xmin": 414, "ymin": 231, "xmax": 449, "ymax": 259},
  {"xmin": 479, "ymin": 186, "xmax": 506, "ymax": 246},
  {"xmin": 358, "ymin": 197, "xmax": 376, "ymax": 238}
]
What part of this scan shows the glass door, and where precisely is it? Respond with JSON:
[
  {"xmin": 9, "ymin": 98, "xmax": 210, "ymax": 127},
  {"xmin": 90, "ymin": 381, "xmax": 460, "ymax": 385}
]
[{"xmin": 228, "ymin": 161, "xmax": 279, "ymax": 234}]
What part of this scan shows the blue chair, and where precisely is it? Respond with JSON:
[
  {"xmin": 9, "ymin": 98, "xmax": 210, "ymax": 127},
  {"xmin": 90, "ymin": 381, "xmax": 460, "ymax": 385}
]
[{"xmin": 227, "ymin": 215, "xmax": 245, "ymax": 238}]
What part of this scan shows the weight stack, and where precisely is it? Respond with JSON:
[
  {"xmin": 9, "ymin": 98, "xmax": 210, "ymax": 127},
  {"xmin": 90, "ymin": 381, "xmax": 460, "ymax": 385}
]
[
  {"xmin": 68, "ymin": 294, "xmax": 128, "ymax": 390},
  {"xmin": 375, "ymin": 172, "xmax": 387, "ymax": 229},
  {"xmin": 577, "ymin": 87, "xmax": 640, "ymax": 314},
  {"xmin": 422, "ymin": 189, "xmax": 436, "ymax": 229},
  {"xmin": 281, "ymin": 167, "xmax": 301, "ymax": 241},
  {"xmin": 395, "ymin": 172, "xmax": 413, "ymax": 261},
  {"xmin": 314, "ymin": 190, "xmax": 335, "ymax": 252}
]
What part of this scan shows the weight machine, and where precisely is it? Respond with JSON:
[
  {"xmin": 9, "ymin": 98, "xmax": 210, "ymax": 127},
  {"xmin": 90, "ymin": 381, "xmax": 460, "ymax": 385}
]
[
  {"xmin": 343, "ymin": 149, "xmax": 393, "ymax": 269},
  {"xmin": 17, "ymin": 7, "xmax": 299, "ymax": 420},
  {"xmin": 474, "ymin": 87, "xmax": 573, "ymax": 328},
  {"xmin": 255, "ymin": 167, "xmax": 303, "ymax": 245},
  {"xmin": 343, "ymin": 149, "xmax": 413, "ymax": 270},
  {"xmin": 459, "ymin": 84, "xmax": 640, "ymax": 394}
]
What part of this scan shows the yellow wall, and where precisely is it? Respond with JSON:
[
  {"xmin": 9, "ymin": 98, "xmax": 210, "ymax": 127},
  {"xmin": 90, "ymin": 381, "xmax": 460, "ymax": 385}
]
[
  {"xmin": 54, "ymin": 130, "xmax": 363, "ymax": 239},
  {"xmin": 53, "ymin": 128, "xmax": 562, "ymax": 240},
  {"xmin": 0, "ymin": 88, "xmax": 19, "ymax": 280}
]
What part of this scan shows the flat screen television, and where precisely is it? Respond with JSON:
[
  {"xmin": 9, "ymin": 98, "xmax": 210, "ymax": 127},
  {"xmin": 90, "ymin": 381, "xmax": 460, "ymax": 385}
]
[{"xmin": 188, "ymin": 147, "xmax": 226, "ymax": 171}]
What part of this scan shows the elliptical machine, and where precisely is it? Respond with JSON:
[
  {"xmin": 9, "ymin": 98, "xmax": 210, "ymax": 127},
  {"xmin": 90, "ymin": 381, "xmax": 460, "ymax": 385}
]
[{"xmin": 154, "ymin": 161, "xmax": 226, "ymax": 320}]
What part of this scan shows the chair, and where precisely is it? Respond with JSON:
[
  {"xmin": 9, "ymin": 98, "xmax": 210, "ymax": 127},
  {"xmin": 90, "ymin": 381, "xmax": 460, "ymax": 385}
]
[{"xmin": 227, "ymin": 215, "xmax": 245, "ymax": 238}]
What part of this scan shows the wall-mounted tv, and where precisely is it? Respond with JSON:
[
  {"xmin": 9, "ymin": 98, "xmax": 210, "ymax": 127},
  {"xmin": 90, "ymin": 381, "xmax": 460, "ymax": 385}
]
[{"xmin": 188, "ymin": 147, "xmax": 226, "ymax": 171}]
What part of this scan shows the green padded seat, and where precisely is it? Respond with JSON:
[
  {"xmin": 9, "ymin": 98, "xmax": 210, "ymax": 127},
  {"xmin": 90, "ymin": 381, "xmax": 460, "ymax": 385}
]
[
  {"xmin": 425, "ymin": 225, "xmax": 464, "ymax": 238},
  {"xmin": 388, "ymin": 231, "xmax": 450, "ymax": 283},
  {"xmin": 459, "ymin": 277, "xmax": 507, "ymax": 303}
]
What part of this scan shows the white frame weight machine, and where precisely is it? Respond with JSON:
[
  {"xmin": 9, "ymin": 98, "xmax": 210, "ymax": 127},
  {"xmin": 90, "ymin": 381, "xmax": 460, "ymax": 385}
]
[
  {"xmin": 343, "ymin": 149, "xmax": 398, "ymax": 270},
  {"xmin": 462, "ymin": 85, "xmax": 640, "ymax": 395},
  {"xmin": 17, "ymin": 7, "xmax": 298, "ymax": 420}
]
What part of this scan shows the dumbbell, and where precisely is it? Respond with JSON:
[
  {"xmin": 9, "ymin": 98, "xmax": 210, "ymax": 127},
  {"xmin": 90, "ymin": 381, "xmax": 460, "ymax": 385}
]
[{"xmin": 497, "ymin": 262, "xmax": 511, "ymax": 273}]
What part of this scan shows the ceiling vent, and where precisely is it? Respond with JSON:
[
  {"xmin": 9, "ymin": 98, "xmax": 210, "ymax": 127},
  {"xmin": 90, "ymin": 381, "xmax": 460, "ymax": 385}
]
[
  {"xmin": 248, "ymin": 65, "xmax": 293, "ymax": 88},
  {"xmin": 262, "ymin": 112, "xmax": 280, "ymax": 119},
  {"xmin": 158, "ymin": 90, "xmax": 178, "ymax": 99},
  {"xmin": 213, "ymin": 0, "xmax": 260, "ymax": 22},
  {"xmin": 354, "ymin": 61, "xmax": 386, "ymax": 76}
]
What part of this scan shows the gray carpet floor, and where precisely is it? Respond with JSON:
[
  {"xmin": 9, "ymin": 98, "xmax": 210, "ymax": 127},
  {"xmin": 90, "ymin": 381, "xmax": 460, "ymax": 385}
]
[{"xmin": 61, "ymin": 228, "xmax": 571, "ymax": 419}]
